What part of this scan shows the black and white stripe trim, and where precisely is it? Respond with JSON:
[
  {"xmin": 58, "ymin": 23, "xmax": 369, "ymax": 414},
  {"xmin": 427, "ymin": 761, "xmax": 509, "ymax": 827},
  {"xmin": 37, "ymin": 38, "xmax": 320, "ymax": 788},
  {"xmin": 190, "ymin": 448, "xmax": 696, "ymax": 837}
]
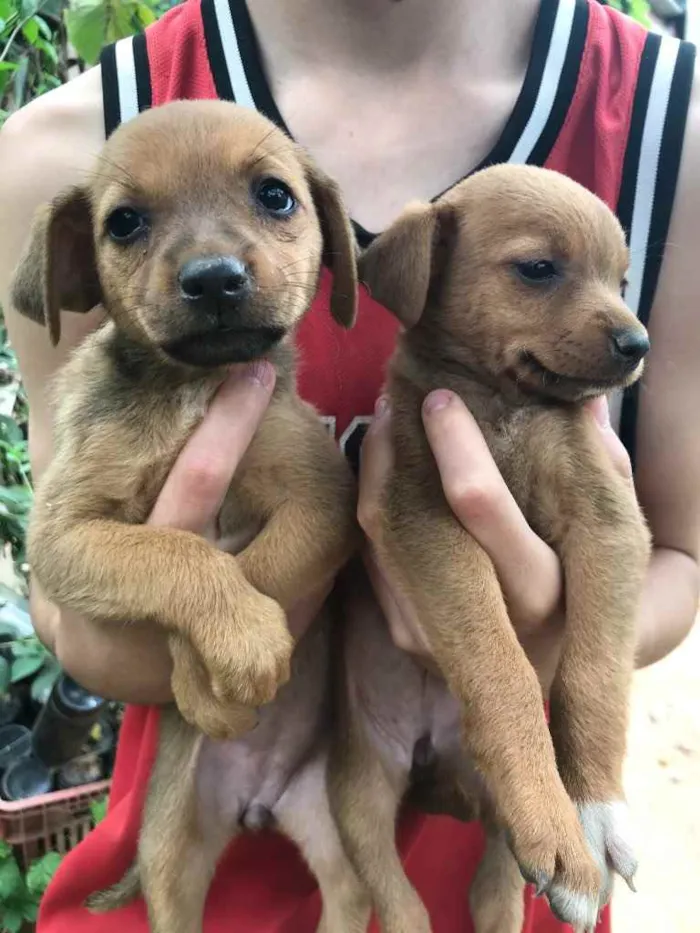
[
  {"xmin": 615, "ymin": 33, "xmax": 695, "ymax": 461},
  {"xmin": 505, "ymin": 0, "xmax": 589, "ymax": 167},
  {"xmin": 101, "ymin": 33, "xmax": 152, "ymax": 137}
]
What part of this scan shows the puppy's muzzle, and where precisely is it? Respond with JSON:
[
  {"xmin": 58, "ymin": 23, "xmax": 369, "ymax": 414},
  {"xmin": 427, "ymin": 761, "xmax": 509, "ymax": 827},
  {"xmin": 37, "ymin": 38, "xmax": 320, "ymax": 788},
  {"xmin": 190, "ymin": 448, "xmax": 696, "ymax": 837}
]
[
  {"xmin": 609, "ymin": 327, "xmax": 650, "ymax": 368},
  {"xmin": 179, "ymin": 255, "xmax": 252, "ymax": 319}
]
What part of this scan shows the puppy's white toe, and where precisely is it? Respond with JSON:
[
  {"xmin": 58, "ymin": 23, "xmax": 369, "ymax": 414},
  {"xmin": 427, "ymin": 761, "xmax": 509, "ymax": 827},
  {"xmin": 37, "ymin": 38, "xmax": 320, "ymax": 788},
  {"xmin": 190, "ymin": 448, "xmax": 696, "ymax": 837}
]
[
  {"xmin": 577, "ymin": 800, "xmax": 638, "ymax": 905},
  {"xmin": 546, "ymin": 884, "xmax": 598, "ymax": 931}
]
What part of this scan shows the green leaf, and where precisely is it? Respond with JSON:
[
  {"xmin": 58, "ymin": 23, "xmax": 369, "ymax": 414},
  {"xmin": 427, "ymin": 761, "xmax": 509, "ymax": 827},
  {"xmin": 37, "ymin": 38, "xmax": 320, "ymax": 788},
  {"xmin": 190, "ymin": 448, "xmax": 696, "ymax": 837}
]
[
  {"xmin": 7, "ymin": 639, "xmax": 39, "ymax": 656},
  {"xmin": 65, "ymin": 0, "xmax": 148, "ymax": 64},
  {"xmin": 36, "ymin": 35, "xmax": 58, "ymax": 62},
  {"xmin": 35, "ymin": 12, "xmax": 51, "ymax": 37},
  {"xmin": 136, "ymin": 1, "xmax": 154, "ymax": 24},
  {"xmin": 21, "ymin": 15, "xmax": 39, "ymax": 43},
  {"xmin": 0, "ymin": 487, "xmax": 32, "ymax": 513},
  {"xmin": 0, "ymin": 656, "xmax": 10, "ymax": 695},
  {"xmin": 22, "ymin": 901, "xmax": 39, "ymax": 922},
  {"xmin": 0, "ymin": 856, "xmax": 24, "ymax": 902},
  {"xmin": 64, "ymin": 0, "xmax": 109, "ymax": 64},
  {"xmin": 10, "ymin": 652, "xmax": 44, "ymax": 682},
  {"xmin": 0, "ymin": 417, "xmax": 23, "ymax": 447},
  {"xmin": 30, "ymin": 661, "xmax": 60, "ymax": 703},
  {"xmin": 26, "ymin": 851, "xmax": 62, "ymax": 897},
  {"xmin": 0, "ymin": 63, "xmax": 18, "ymax": 73},
  {"xmin": 89, "ymin": 795, "xmax": 108, "ymax": 824},
  {"xmin": 0, "ymin": 0, "xmax": 12, "ymax": 22},
  {"xmin": 0, "ymin": 841, "xmax": 13, "ymax": 859},
  {"xmin": 12, "ymin": 48, "xmax": 29, "ymax": 107},
  {"xmin": 1, "ymin": 906, "xmax": 26, "ymax": 933}
]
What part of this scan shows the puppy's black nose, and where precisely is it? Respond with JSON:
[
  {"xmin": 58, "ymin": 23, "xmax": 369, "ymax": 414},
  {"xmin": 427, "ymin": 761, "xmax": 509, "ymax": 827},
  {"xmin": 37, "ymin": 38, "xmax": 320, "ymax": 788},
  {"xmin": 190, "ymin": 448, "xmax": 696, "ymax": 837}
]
[
  {"xmin": 179, "ymin": 256, "xmax": 251, "ymax": 306},
  {"xmin": 609, "ymin": 328, "xmax": 650, "ymax": 365}
]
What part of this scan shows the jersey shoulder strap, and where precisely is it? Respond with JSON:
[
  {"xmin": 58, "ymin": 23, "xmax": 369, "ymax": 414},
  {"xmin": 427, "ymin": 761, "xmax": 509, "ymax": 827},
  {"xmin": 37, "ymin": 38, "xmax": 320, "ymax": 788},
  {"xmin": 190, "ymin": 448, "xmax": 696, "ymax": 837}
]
[{"xmin": 100, "ymin": 0, "xmax": 218, "ymax": 136}]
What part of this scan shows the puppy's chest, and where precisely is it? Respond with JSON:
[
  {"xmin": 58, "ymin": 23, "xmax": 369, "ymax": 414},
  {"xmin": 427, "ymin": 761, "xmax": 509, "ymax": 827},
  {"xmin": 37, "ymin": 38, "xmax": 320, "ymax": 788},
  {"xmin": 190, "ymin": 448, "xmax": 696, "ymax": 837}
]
[{"xmin": 478, "ymin": 412, "xmax": 538, "ymax": 508}]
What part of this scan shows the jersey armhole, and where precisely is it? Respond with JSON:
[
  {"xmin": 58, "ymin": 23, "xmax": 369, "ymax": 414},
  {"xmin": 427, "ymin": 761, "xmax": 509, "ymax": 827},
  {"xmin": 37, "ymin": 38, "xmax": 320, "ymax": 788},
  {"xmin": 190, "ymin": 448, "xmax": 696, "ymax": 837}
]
[{"xmin": 617, "ymin": 35, "xmax": 696, "ymax": 466}]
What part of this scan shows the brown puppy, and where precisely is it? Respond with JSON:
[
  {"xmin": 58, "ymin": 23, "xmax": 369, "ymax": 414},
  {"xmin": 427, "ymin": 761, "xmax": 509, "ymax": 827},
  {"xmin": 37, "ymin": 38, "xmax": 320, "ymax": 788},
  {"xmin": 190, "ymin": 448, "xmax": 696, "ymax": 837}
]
[
  {"xmin": 11, "ymin": 100, "xmax": 367, "ymax": 931},
  {"xmin": 331, "ymin": 164, "xmax": 651, "ymax": 933}
]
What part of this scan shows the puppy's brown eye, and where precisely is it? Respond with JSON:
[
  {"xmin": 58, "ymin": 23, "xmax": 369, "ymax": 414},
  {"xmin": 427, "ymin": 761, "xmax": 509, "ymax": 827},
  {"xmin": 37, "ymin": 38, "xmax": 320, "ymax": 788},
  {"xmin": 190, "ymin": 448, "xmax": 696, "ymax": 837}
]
[
  {"xmin": 256, "ymin": 178, "xmax": 297, "ymax": 218},
  {"xmin": 515, "ymin": 260, "xmax": 558, "ymax": 283},
  {"xmin": 107, "ymin": 208, "xmax": 148, "ymax": 243}
]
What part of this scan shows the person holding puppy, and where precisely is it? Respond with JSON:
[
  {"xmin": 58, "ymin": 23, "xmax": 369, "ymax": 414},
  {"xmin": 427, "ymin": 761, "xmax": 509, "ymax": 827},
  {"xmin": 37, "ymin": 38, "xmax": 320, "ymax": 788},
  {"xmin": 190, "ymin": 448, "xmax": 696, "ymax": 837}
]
[{"xmin": 0, "ymin": 1, "xmax": 698, "ymax": 932}]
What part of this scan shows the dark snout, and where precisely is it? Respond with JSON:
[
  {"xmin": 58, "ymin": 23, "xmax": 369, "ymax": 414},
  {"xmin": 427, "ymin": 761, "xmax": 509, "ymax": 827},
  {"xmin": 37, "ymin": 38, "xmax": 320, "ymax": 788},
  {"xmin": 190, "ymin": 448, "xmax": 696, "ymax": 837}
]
[
  {"xmin": 179, "ymin": 255, "xmax": 252, "ymax": 315},
  {"xmin": 166, "ymin": 253, "xmax": 284, "ymax": 368},
  {"xmin": 609, "ymin": 327, "xmax": 650, "ymax": 367}
]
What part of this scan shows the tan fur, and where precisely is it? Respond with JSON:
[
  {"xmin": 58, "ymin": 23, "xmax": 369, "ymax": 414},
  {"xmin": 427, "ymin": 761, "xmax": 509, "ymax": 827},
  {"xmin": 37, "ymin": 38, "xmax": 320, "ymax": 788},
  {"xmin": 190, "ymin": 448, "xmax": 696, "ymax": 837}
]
[
  {"xmin": 11, "ymin": 100, "xmax": 364, "ymax": 930},
  {"xmin": 338, "ymin": 164, "xmax": 652, "ymax": 932}
]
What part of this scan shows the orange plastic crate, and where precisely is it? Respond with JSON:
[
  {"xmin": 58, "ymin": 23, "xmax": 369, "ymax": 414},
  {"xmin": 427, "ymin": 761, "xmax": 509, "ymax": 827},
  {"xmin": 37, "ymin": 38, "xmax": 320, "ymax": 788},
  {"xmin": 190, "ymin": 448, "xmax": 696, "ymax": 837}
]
[{"xmin": 0, "ymin": 779, "xmax": 111, "ymax": 866}]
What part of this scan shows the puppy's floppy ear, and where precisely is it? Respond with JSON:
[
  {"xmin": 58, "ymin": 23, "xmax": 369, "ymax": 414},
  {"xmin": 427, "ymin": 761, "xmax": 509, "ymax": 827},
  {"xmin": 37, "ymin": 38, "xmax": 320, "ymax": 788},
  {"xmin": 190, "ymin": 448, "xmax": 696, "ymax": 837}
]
[
  {"xmin": 304, "ymin": 163, "xmax": 358, "ymax": 329},
  {"xmin": 10, "ymin": 187, "xmax": 101, "ymax": 347},
  {"xmin": 359, "ymin": 201, "xmax": 438, "ymax": 329}
]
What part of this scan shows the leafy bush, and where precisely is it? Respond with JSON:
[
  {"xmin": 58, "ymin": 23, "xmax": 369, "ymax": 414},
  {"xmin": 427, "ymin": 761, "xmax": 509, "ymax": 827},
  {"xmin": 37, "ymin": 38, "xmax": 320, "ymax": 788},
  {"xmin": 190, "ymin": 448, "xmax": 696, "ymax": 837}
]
[
  {"xmin": 0, "ymin": 841, "xmax": 62, "ymax": 933},
  {"xmin": 1, "ymin": 0, "xmax": 178, "ymax": 128}
]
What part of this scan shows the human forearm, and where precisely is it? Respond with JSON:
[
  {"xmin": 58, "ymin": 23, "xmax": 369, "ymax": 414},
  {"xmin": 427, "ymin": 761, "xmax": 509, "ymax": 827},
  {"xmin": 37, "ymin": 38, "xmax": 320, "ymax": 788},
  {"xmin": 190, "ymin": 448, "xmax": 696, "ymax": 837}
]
[
  {"xmin": 635, "ymin": 546, "xmax": 699, "ymax": 669},
  {"xmin": 31, "ymin": 582, "xmax": 175, "ymax": 705}
]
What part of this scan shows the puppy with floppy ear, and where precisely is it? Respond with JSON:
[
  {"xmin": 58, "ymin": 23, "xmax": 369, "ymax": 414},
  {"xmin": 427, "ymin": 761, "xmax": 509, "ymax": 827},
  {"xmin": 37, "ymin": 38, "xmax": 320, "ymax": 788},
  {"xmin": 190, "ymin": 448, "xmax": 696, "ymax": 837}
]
[
  {"xmin": 12, "ymin": 99, "xmax": 361, "ymax": 737},
  {"xmin": 329, "ymin": 164, "xmax": 650, "ymax": 933},
  {"xmin": 11, "ymin": 99, "xmax": 371, "ymax": 932}
]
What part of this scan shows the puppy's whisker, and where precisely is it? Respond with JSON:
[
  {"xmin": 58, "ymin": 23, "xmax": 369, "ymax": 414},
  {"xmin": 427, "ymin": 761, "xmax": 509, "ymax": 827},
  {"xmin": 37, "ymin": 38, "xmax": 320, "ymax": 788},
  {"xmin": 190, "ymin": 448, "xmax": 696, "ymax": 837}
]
[{"xmin": 248, "ymin": 127, "xmax": 279, "ymax": 169}]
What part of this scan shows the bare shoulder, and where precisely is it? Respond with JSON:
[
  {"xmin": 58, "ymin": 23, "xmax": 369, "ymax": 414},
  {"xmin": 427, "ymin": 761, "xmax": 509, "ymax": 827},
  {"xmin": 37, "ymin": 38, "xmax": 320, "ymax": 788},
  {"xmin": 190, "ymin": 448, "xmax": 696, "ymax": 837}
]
[
  {"xmin": 0, "ymin": 67, "xmax": 107, "ymax": 478},
  {"xmin": 633, "ymin": 61, "xmax": 700, "ymax": 561}
]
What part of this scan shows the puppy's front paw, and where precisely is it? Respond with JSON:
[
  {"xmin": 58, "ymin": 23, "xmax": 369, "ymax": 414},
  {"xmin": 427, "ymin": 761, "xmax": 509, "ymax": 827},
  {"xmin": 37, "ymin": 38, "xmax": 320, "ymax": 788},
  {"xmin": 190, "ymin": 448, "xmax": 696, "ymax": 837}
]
[
  {"xmin": 542, "ymin": 801, "xmax": 637, "ymax": 933},
  {"xmin": 508, "ymin": 792, "xmax": 601, "ymax": 932},
  {"xmin": 203, "ymin": 588, "xmax": 293, "ymax": 708},
  {"xmin": 170, "ymin": 635, "xmax": 259, "ymax": 740}
]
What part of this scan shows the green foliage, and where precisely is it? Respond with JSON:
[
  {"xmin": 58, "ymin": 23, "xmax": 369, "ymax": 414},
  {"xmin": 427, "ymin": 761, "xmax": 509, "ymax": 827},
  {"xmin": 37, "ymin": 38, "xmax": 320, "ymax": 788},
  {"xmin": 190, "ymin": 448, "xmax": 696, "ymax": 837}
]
[
  {"xmin": 0, "ymin": 654, "xmax": 10, "ymax": 695},
  {"xmin": 65, "ymin": 0, "xmax": 156, "ymax": 65},
  {"xmin": 89, "ymin": 794, "xmax": 108, "ymax": 824},
  {"xmin": 604, "ymin": 0, "xmax": 652, "ymax": 26},
  {"xmin": 0, "ymin": 322, "xmax": 31, "ymax": 589},
  {"xmin": 8, "ymin": 633, "xmax": 61, "ymax": 698},
  {"xmin": 1, "ymin": 0, "xmax": 178, "ymax": 126},
  {"xmin": 0, "ymin": 0, "xmax": 65, "ymax": 125},
  {"xmin": 0, "ymin": 632, "xmax": 60, "ymax": 700},
  {"xmin": 0, "ymin": 841, "xmax": 62, "ymax": 932}
]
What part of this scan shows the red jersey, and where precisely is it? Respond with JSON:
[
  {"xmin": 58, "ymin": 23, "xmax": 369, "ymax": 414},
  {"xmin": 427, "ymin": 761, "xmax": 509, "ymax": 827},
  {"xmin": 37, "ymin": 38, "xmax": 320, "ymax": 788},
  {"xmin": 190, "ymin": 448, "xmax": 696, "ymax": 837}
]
[{"xmin": 39, "ymin": 1, "xmax": 695, "ymax": 931}]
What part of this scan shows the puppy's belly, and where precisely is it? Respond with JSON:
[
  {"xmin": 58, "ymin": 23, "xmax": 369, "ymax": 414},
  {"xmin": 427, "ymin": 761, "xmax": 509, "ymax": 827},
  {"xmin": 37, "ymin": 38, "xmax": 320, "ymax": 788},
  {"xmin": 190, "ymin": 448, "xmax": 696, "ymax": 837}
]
[
  {"xmin": 195, "ymin": 612, "xmax": 330, "ymax": 835},
  {"xmin": 342, "ymin": 568, "xmax": 475, "ymax": 790}
]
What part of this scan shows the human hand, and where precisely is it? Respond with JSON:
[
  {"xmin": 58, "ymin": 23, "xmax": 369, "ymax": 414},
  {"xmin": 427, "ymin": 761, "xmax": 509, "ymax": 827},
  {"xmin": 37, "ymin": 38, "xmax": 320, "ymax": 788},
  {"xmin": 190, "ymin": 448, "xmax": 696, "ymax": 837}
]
[
  {"xmin": 357, "ymin": 391, "xmax": 632, "ymax": 693},
  {"xmin": 31, "ymin": 362, "xmax": 328, "ymax": 705}
]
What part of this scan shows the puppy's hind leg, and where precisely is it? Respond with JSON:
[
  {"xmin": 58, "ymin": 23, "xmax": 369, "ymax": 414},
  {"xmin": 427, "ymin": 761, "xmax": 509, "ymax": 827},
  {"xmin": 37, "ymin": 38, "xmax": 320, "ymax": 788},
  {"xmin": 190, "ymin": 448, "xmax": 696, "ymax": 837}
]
[
  {"xmin": 469, "ymin": 828, "xmax": 526, "ymax": 933},
  {"xmin": 139, "ymin": 708, "xmax": 236, "ymax": 933},
  {"xmin": 275, "ymin": 747, "xmax": 371, "ymax": 933},
  {"xmin": 328, "ymin": 729, "xmax": 431, "ymax": 933}
]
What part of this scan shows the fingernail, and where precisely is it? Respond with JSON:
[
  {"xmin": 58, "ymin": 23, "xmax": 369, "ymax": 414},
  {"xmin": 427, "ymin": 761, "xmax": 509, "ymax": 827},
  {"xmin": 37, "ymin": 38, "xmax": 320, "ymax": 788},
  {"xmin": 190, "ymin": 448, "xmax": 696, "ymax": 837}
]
[
  {"xmin": 375, "ymin": 395, "xmax": 390, "ymax": 420},
  {"xmin": 423, "ymin": 390, "xmax": 452, "ymax": 415},
  {"xmin": 241, "ymin": 360, "xmax": 275, "ymax": 389}
]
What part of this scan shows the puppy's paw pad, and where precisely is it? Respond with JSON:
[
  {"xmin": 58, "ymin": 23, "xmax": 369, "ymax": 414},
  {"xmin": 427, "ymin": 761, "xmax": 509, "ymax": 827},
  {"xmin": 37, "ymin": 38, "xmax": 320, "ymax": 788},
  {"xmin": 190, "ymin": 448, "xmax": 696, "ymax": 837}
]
[{"xmin": 577, "ymin": 800, "xmax": 638, "ymax": 903}]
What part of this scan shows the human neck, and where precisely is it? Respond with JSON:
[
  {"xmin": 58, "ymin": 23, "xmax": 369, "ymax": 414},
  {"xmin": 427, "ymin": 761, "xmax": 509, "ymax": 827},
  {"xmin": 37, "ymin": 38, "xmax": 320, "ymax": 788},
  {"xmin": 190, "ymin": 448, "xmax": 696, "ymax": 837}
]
[{"xmin": 246, "ymin": 0, "xmax": 542, "ymax": 79}]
